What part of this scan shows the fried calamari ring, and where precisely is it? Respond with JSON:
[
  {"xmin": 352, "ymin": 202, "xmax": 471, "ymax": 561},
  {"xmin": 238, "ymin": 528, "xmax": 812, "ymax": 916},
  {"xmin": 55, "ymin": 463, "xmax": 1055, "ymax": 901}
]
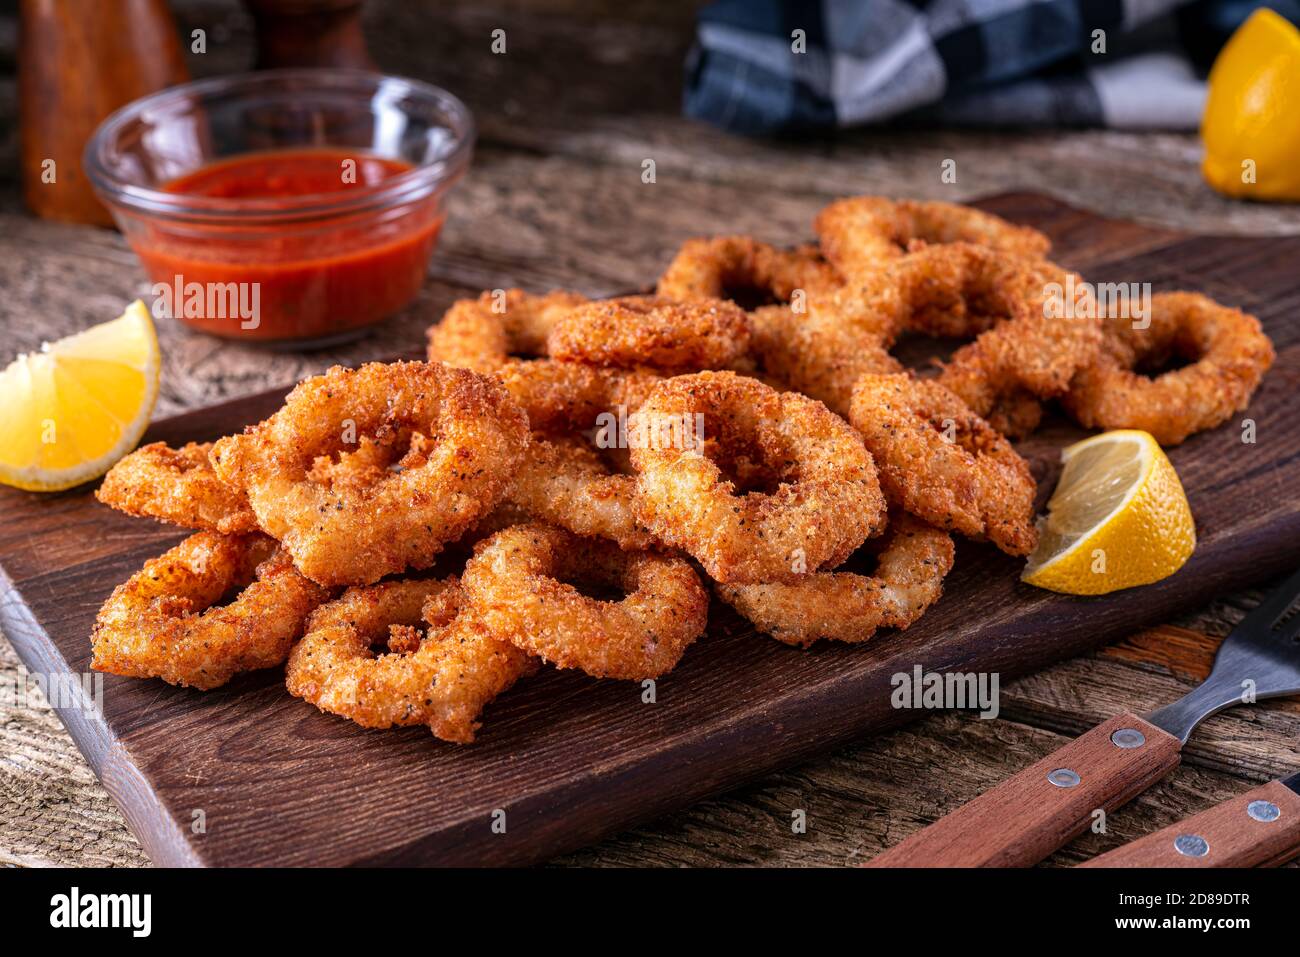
[
  {"xmin": 910, "ymin": 247, "xmax": 1102, "ymax": 429},
  {"xmin": 849, "ymin": 373, "xmax": 1038, "ymax": 556},
  {"xmin": 285, "ymin": 576, "xmax": 536, "ymax": 743},
  {"xmin": 1061, "ymin": 292, "xmax": 1274, "ymax": 446},
  {"xmin": 211, "ymin": 362, "xmax": 528, "ymax": 586},
  {"xmin": 426, "ymin": 288, "xmax": 589, "ymax": 371},
  {"xmin": 630, "ymin": 372, "xmax": 886, "ymax": 583},
  {"xmin": 91, "ymin": 531, "xmax": 328, "ymax": 689},
  {"xmin": 747, "ymin": 301, "xmax": 902, "ymax": 417},
  {"xmin": 546, "ymin": 295, "xmax": 751, "ymax": 370},
  {"xmin": 655, "ymin": 236, "xmax": 840, "ymax": 304},
  {"xmin": 96, "ymin": 441, "xmax": 256, "ymax": 533},
  {"xmin": 815, "ymin": 197, "xmax": 1050, "ymax": 279},
  {"xmin": 506, "ymin": 433, "xmax": 653, "ymax": 549},
  {"xmin": 716, "ymin": 514, "xmax": 954, "ymax": 647},
  {"xmin": 427, "ymin": 289, "xmax": 663, "ymax": 432},
  {"xmin": 462, "ymin": 523, "xmax": 708, "ymax": 680}
]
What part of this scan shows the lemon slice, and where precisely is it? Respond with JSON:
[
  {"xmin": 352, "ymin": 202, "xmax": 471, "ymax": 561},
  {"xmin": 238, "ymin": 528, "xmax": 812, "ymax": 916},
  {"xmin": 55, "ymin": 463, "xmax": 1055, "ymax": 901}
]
[
  {"xmin": 0, "ymin": 301, "xmax": 161, "ymax": 492},
  {"xmin": 1201, "ymin": 8, "xmax": 1300, "ymax": 201},
  {"xmin": 1022, "ymin": 430, "xmax": 1195, "ymax": 595}
]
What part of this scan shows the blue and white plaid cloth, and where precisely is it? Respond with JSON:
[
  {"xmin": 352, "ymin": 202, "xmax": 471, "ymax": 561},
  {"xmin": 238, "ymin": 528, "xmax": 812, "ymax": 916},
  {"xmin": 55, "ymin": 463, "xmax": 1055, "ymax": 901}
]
[{"xmin": 684, "ymin": 0, "xmax": 1299, "ymax": 133}]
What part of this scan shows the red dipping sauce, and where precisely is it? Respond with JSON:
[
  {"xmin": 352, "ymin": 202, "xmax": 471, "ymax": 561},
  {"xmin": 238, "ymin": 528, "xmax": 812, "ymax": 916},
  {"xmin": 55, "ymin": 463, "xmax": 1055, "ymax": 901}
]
[{"xmin": 127, "ymin": 148, "xmax": 444, "ymax": 343}]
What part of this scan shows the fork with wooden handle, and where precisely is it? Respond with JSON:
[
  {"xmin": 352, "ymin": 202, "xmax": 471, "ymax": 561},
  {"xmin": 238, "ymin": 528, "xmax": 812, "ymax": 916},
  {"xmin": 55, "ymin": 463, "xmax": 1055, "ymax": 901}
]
[
  {"xmin": 866, "ymin": 565, "xmax": 1300, "ymax": 868},
  {"xmin": 1080, "ymin": 770, "xmax": 1300, "ymax": 867}
]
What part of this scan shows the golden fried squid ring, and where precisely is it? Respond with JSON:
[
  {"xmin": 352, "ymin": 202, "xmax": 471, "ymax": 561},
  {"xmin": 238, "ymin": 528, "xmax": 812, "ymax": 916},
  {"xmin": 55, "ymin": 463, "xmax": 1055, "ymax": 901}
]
[
  {"xmin": 849, "ymin": 373, "xmax": 1038, "ymax": 556},
  {"xmin": 507, "ymin": 433, "xmax": 653, "ymax": 550},
  {"xmin": 716, "ymin": 514, "xmax": 954, "ymax": 647},
  {"xmin": 1062, "ymin": 292, "xmax": 1274, "ymax": 446},
  {"xmin": 892, "ymin": 246, "xmax": 1102, "ymax": 432},
  {"xmin": 462, "ymin": 523, "xmax": 708, "ymax": 680},
  {"xmin": 285, "ymin": 577, "xmax": 536, "ymax": 743},
  {"xmin": 97, "ymin": 441, "xmax": 256, "ymax": 533},
  {"xmin": 814, "ymin": 197, "xmax": 1050, "ymax": 279},
  {"xmin": 747, "ymin": 244, "xmax": 1088, "ymax": 422},
  {"xmin": 427, "ymin": 289, "xmax": 662, "ymax": 432},
  {"xmin": 630, "ymin": 372, "xmax": 886, "ymax": 583},
  {"xmin": 655, "ymin": 235, "xmax": 840, "ymax": 305},
  {"xmin": 91, "ymin": 531, "xmax": 328, "ymax": 689},
  {"xmin": 426, "ymin": 288, "xmax": 590, "ymax": 371},
  {"xmin": 546, "ymin": 295, "xmax": 751, "ymax": 370},
  {"xmin": 211, "ymin": 362, "xmax": 528, "ymax": 586},
  {"xmin": 747, "ymin": 302, "xmax": 902, "ymax": 416}
]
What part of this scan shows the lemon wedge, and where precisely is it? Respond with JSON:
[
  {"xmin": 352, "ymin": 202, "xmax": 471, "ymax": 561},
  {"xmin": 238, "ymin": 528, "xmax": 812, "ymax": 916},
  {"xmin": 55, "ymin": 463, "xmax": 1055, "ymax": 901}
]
[
  {"xmin": 0, "ymin": 301, "xmax": 161, "ymax": 492},
  {"xmin": 1201, "ymin": 8, "xmax": 1300, "ymax": 201},
  {"xmin": 1022, "ymin": 430, "xmax": 1195, "ymax": 595}
]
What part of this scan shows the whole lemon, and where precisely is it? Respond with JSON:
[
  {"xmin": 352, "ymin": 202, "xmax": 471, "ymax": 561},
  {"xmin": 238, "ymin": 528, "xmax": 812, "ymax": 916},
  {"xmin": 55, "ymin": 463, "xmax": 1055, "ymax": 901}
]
[{"xmin": 1201, "ymin": 8, "xmax": 1300, "ymax": 201}]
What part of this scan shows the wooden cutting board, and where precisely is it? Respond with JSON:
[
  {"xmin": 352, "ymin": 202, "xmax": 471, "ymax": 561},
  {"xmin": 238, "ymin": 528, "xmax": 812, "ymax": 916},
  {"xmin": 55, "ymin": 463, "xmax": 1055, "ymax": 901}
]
[{"xmin": 2, "ymin": 193, "xmax": 1298, "ymax": 866}]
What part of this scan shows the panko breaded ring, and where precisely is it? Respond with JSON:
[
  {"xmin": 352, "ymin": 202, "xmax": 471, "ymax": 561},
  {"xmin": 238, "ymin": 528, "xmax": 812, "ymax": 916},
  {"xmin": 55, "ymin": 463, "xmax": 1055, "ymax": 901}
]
[
  {"xmin": 211, "ymin": 362, "xmax": 528, "ymax": 586},
  {"xmin": 91, "ymin": 531, "xmax": 328, "ymax": 690},
  {"xmin": 1062, "ymin": 291, "xmax": 1274, "ymax": 446},
  {"xmin": 630, "ymin": 372, "xmax": 886, "ymax": 583},
  {"xmin": 285, "ymin": 577, "xmax": 536, "ymax": 743},
  {"xmin": 547, "ymin": 295, "xmax": 751, "ymax": 370},
  {"xmin": 96, "ymin": 441, "xmax": 256, "ymax": 533},
  {"xmin": 462, "ymin": 523, "xmax": 708, "ymax": 680},
  {"xmin": 849, "ymin": 373, "xmax": 1038, "ymax": 556},
  {"xmin": 506, "ymin": 433, "xmax": 653, "ymax": 550},
  {"xmin": 426, "ymin": 288, "xmax": 590, "ymax": 370},
  {"xmin": 747, "ymin": 301, "xmax": 902, "ymax": 417},
  {"xmin": 908, "ymin": 247, "xmax": 1102, "ymax": 429},
  {"xmin": 716, "ymin": 514, "xmax": 954, "ymax": 647},
  {"xmin": 655, "ymin": 235, "xmax": 840, "ymax": 304},
  {"xmin": 427, "ymin": 289, "xmax": 663, "ymax": 432},
  {"xmin": 815, "ymin": 197, "xmax": 1050, "ymax": 278}
]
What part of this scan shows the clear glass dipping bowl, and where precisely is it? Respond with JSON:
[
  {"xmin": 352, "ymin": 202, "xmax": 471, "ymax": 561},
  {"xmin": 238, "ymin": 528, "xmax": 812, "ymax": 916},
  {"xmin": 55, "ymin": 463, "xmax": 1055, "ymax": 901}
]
[{"xmin": 85, "ymin": 69, "xmax": 474, "ymax": 345}]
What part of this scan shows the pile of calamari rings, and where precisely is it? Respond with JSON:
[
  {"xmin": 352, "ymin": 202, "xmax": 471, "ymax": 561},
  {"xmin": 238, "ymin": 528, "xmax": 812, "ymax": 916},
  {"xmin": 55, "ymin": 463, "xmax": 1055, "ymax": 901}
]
[{"xmin": 92, "ymin": 196, "xmax": 1274, "ymax": 743}]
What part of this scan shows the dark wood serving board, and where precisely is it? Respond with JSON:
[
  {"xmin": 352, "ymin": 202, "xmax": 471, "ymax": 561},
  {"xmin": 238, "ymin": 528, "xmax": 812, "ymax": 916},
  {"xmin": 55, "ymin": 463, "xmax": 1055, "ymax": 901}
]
[{"xmin": 2, "ymin": 193, "xmax": 1298, "ymax": 867}]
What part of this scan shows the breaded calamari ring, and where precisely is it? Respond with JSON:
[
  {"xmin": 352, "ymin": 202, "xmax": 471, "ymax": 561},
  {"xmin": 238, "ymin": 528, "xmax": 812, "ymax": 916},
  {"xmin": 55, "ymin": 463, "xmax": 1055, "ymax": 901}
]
[
  {"xmin": 505, "ymin": 433, "xmax": 654, "ymax": 549},
  {"xmin": 814, "ymin": 197, "xmax": 1050, "ymax": 278},
  {"xmin": 747, "ymin": 301, "xmax": 902, "ymax": 417},
  {"xmin": 1061, "ymin": 292, "xmax": 1274, "ymax": 446},
  {"xmin": 285, "ymin": 577, "xmax": 537, "ymax": 743},
  {"xmin": 462, "ymin": 523, "xmax": 708, "ymax": 680},
  {"xmin": 815, "ymin": 202, "xmax": 1053, "ymax": 353},
  {"xmin": 849, "ymin": 373, "xmax": 1038, "ymax": 556},
  {"xmin": 96, "ymin": 441, "xmax": 256, "ymax": 533},
  {"xmin": 915, "ymin": 248, "xmax": 1102, "ymax": 428},
  {"xmin": 655, "ymin": 236, "xmax": 840, "ymax": 304},
  {"xmin": 630, "ymin": 372, "xmax": 887, "ymax": 583},
  {"xmin": 426, "ymin": 288, "xmax": 590, "ymax": 370},
  {"xmin": 427, "ymin": 289, "xmax": 663, "ymax": 432},
  {"xmin": 716, "ymin": 514, "xmax": 954, "ymax": 647},
  {"xmin": 547, "ymin": 295, "xmax": 751, "ymax": 370},
  {"xmin": 211, "ymin": 362, "xmax": 528, "ymax": 586},
  {"xmin": 91, "ymin": 531, "xmax": 328, "ymax": 689}
]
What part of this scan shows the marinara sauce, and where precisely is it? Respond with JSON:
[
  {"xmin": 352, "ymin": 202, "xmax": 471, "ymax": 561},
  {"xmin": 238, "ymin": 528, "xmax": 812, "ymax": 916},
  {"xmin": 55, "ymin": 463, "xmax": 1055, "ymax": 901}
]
[{"xmin": 132, "ymin": 148, "xmax": 442, "ymax": 342}]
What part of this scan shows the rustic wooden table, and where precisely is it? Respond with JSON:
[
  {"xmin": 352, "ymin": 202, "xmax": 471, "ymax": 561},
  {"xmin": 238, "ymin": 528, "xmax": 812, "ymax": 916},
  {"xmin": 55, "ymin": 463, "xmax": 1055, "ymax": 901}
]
[{"xmin": 2, "ymin": 0, "xmax": 1298, "ymax": 868}]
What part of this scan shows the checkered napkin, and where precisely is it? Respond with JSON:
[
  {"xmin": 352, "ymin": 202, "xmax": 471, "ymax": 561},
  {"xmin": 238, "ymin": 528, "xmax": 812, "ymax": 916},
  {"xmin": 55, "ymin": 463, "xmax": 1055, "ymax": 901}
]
[{"xmin": 683, "ymin": 0, "xmax": 1296, "ymax": 133}]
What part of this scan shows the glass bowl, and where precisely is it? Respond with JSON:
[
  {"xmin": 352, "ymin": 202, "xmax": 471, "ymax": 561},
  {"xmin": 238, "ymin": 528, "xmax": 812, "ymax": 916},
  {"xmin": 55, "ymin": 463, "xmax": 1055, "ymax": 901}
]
[{"xmin": 85, "ymin": 69, "xmax": 474, "ymax": 345}]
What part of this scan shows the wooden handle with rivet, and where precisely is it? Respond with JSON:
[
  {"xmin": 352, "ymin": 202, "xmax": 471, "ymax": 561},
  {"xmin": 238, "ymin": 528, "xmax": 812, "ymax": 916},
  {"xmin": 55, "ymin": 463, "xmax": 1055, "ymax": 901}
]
[
  {"xmin": 865, "ymin": 712, "xmax": 1182, "ymax": 867},
  {"xmin": 1081, "ymin": 779, "xmax": 1300, "ymax": 868}
]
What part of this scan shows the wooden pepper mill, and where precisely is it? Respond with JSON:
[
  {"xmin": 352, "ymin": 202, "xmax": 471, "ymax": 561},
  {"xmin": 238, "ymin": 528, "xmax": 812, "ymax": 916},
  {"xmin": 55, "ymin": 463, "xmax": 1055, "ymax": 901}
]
[
  {"xmin": 242, "ymin": 0, "xmax": 376, "ymax": 70},
  {"xmin": 18, "ymin": 0, "xmax": 189, "ymax": 226}
]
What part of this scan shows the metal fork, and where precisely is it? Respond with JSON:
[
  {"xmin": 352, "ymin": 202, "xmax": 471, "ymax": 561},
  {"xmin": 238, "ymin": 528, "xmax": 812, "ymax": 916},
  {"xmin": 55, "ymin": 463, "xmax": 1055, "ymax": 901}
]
[{"xmin": 867, "ymin": 565, "xmax": 1300, "ymax": 868}]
